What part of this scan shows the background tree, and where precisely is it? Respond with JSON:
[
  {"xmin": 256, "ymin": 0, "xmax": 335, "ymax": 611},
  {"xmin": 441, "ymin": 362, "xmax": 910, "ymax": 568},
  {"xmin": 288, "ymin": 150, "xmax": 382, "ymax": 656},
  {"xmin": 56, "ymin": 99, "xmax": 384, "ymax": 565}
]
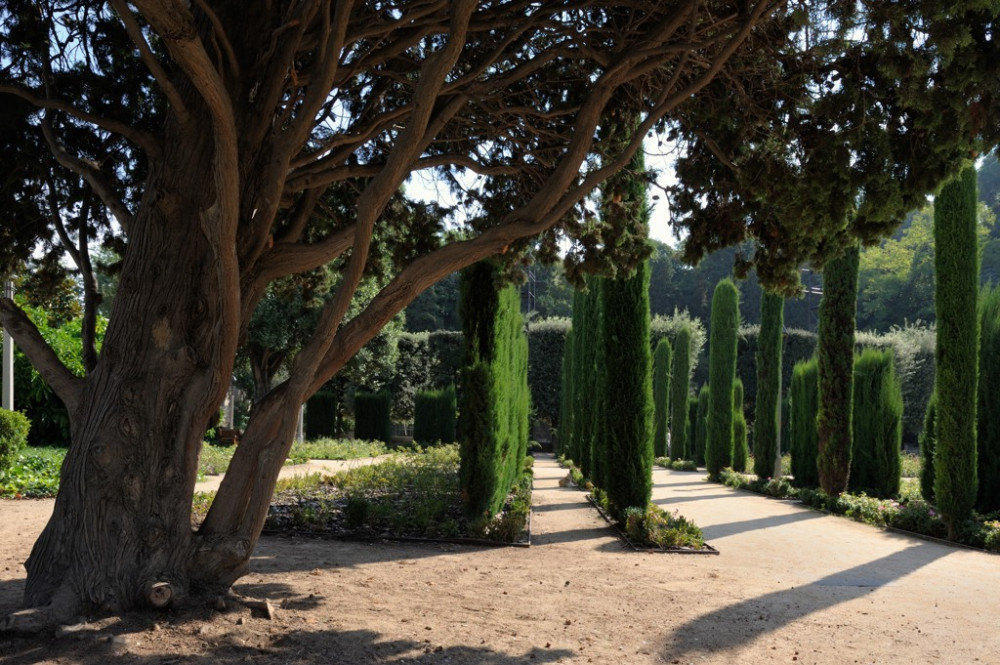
[
  {"xmin": 694, "ymin": 386, "xmax": 710, "ymax": 467},
  {"xmin": 669, "ymin": 325, "xmax": 692, "ymax": 460},
  {"xmin": 732, "ymin": 378, "xmax": 748, "ymax": 473},
  {"xmin": 706, "ymin": 278, "xmax": 740, "ymax": 480},
  {"xmin": 934, "ymin": 166, "xmax": 980, "ymax": 538},
  {"xmin": 817, "ymin": 245, "xmax": 860, "ymax": 495},
  {"xmin": 652, "ymin": 339, "xmax": 672, "ymax": 459},
  {"xmin": 754, "ymin": 291, "xmax": 783, "ymax": 478}
]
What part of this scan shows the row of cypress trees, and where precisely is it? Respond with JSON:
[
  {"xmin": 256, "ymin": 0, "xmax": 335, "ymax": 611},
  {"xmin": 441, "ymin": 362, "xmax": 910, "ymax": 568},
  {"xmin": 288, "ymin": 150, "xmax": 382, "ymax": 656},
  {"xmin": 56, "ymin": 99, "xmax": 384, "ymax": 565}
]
[{"xmin": 458, "ymin": 261, "xmax": 530, "ymax": 522}]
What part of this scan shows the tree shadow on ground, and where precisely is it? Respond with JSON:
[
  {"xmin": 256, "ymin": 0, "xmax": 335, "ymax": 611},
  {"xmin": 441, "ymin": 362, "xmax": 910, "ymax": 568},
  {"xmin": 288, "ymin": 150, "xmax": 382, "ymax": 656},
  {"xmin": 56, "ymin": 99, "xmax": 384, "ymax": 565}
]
[
  {"xmin": 531, "ymin": 500, "xmax": 590, "ymax": 513},
  {"xmin": 692, "ymin": 510, "xmax": 824, "ymax": 541},
  {"xmin": 652, "ymin": 493, "xmax": 741, "ymax": 506},
  {"xmin": 659, "ymin": 542, "xmax": 950, "ymax": 661},
  {"xmin": 0, "ymin": 622, "xmax": 575, "ymax": 665}
]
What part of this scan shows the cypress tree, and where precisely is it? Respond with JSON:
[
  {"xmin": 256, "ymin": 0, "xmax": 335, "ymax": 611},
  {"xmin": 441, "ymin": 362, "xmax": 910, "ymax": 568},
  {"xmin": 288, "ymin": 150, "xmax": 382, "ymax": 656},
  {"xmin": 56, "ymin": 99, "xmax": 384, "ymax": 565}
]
[
  {"xmin": 695, "ymin": 385, "xmax": 710, "ymax": 467},
  {"xmin": 669, "ymin": 325, "xmax": 692, "ymax": 460},
  {"xmin": 558, "ymin": 327, "xmax": 576, "ymax": 459},
  {"xmin": 354, "ymin": 391, "xmax": 393, "ymax": 444},
  {"xmin": 850, "ymin": 349, "xmax": 902, "ymax": 499},
  {"xmin": 817, "ymin": 244, "xmax": 860, "ymax": 495},
  {"xmin": 919, "ymin": 392, "xmax": 937, "ymax": 504},
  {"xmin": 754, "ymin": 291, "xmax": 784, "ymax": 479},
  {"xmin": 687, "ymin": 396, "xmax": 699, "ymax": 461},
  {"xmin": 652, "ymin": 339, "xmax": 672, "ymax": 458},
  {"xmin": 934, "ymin": 165, "xmax": 979, "ymax": 538},
  {"xmin": 732, "ymin": 379, "xmax": 749, "ymax": 473},
  {"xmin": 977, "ymin": 286, "xmax": 1000, "ymax": 512},
  {"xmin": 413, "ymin": 386, "xmax": 457, "ymax": 445},
  {"xmin": 458, "ymin": 261, "xmax": 529, "ymax": 521},
  {"xmin": 790, "ymin": 357, "xmax": 820, "ymax": 488},
  {"xmin": 706, "ymin": 278, "xmax": 740, "ymax": 480}
]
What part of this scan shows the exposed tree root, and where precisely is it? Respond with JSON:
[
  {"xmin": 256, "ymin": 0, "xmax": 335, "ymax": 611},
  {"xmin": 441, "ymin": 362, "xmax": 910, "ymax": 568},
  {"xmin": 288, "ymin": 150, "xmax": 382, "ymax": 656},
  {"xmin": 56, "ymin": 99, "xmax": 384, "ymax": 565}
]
[{"xmin": 0, "ymin": 600, "xmax": 80, "ymax": 635}]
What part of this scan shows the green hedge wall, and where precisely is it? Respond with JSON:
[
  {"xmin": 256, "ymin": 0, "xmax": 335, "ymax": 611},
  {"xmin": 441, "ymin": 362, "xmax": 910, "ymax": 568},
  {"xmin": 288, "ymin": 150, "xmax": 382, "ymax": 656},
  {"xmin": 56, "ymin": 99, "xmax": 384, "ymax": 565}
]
[
  {"xmin": 528, "ymin": 318, "xmax": 571, "ymax": 430},
  {"xmin": 413, "ymin": 385, "xmax": 457, "ymax": 445},
  {"xmin": 305, "ymin": 390, "xmax": 338, "ymax": 439},
  {"xmin": 850, "ymin": 348, "xmax": 903, "ymax": 498},
  {"xmin": 354, "ymin": 391, "xmax": 393, "ymax": 444}
]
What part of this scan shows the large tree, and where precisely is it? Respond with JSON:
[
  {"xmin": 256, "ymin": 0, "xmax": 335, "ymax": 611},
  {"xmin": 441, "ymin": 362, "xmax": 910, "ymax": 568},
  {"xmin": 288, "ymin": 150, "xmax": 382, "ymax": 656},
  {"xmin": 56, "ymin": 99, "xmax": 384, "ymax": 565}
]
[{"xmin": 1, "ymin": 1, "xmax": 787, "ymax": 627}]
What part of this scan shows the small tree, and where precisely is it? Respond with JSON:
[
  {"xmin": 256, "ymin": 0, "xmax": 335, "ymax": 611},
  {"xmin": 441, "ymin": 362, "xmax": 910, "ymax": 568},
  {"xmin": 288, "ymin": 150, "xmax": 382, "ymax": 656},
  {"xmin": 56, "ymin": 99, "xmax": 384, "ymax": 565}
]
[
  {"xmin": 850, "ymin": 349, "xmax": 902, "ymax": 498},
  {"xmin": 790, "ymin": 357, "xmax": 820, "ymax": 488},
  {"xmin": 732, "ymin": 379, "xmax": 749, "ymax": 473},
  {"xmin": 706, "ymin": 279, "xmax": 740, "ymax": 480},
  {"xmin": 934, "ymin": 165, "xmax": 979, "ymax": 538},
  {"xmin": 652, "ymin": 339, "xmax": 672, "ymax": 458},
  {"xmin": 669, "ymin": 325, "xmax": 693, "ymax": 460},
  {"xmin": 817, "ymin": 245, "xmax": 860, "ymax": 495},
  {"xmin": 754, "ymin": 292, "xmax": 784, "ymax": 479},
  {"xmin": 977, "ymin": 286, "xmax": 1000, "ymax": 513}
]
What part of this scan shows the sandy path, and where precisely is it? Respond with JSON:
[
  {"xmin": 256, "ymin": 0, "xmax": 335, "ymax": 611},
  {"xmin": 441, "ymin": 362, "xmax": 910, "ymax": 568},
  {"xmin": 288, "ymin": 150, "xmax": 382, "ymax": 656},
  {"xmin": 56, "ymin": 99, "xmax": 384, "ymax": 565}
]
[{"xmin": 1, "ymin": 454, "xmax": 997, "ymax": 664}]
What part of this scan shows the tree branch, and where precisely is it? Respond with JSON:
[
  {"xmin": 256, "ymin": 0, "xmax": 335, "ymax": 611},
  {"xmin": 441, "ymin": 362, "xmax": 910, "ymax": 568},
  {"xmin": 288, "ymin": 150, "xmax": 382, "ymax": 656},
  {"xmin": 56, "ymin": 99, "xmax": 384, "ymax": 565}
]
[{"xmin": 0, "ymin": 299, "xmax": 83, "ymax": 415}]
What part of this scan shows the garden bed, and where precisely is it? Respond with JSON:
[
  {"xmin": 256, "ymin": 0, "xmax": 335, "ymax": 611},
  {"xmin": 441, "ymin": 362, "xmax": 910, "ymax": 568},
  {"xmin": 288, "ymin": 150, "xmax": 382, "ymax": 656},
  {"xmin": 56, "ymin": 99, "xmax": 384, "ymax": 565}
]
[{"xmin": 585, "ymin": 494, "xmax": 719, "ymax": 555}]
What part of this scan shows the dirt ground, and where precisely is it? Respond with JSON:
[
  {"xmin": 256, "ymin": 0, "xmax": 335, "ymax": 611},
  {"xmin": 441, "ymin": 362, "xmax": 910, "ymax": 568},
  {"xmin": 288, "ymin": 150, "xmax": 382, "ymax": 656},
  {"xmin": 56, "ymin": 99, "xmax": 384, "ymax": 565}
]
[{"xmin": 1, "ymin": 454, "xmax": 998, "ymax": 665}]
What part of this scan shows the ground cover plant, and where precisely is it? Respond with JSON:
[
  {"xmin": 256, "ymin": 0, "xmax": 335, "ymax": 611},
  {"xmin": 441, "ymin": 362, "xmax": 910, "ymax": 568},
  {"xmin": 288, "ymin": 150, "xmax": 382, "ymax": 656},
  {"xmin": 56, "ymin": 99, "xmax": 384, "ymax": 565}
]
[
  {"xmin": 0, "ymin": 447, "xmax": 63, "ymax": 499},
  {"xmin": 198, "ymin": 445, "xmax": 534, "ymax": 544}
]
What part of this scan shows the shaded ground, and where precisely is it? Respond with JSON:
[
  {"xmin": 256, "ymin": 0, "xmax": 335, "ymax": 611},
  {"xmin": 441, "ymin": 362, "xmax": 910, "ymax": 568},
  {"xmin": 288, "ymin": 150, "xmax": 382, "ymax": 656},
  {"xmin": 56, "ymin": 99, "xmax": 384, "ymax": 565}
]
[{"xmin": 1, "ymin": 454, "xmax": 998, "ymax": 664}]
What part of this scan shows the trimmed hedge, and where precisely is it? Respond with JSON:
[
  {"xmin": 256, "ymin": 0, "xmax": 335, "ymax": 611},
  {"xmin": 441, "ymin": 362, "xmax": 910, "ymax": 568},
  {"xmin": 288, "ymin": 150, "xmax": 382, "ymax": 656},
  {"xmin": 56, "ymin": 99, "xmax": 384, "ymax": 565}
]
[
  {"xmin": 754, "ymin": 291, "xmax": 783, "ymax": 478},
  {"xmin": 850, "ymin": 348, "xmax": 903, "ymax": 498},
  {"xmin": 0, "ymin": 408, "xmax": 31, "ymax": 470},
  {"xmin": 732, "ymin": 379, "xmax": 748, "ymax": 473},
  {"xmin": 790, "ymin": 357, "xmax": 820, "ymax": 488},
  {"xmin": 669, "ymin": 325, "xmax": 692, "ymax": 460},
  {"xmin": 413, "ymin": 385, "xmax": 457, "ymax": 445},
  {"xmin": 305, "ymin": 390, "xmax": 338, "ymax": 439},
  {"xmin": 652, "ymin": 338, "xmax": 672, "ymax": 458},
  {"xmin": 528, "ymin": 318, "xmax": 571, "ymax": 430},
  {"xmin": 353, "ymin": 391, "xmax": 393, "ymax": 444},
  {"xmin": 706, "ymin": 279, "xmax": 740, "ymax": 479}
]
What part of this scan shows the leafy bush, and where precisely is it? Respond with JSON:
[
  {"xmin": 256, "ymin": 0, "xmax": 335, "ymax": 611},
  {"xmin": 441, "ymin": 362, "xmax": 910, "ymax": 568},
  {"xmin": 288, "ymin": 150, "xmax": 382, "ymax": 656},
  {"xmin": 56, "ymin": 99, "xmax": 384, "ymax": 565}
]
[
  {"xmin": 0, "ymin": 408, "xmax": 31, "ymax": 470},
  {"xmin": 0, "ymin": 445, "xmax": 62, "ymax": 498},
  {"xmin": 621, "ymin": 504, "xmax": 705, "ymax": 550}
]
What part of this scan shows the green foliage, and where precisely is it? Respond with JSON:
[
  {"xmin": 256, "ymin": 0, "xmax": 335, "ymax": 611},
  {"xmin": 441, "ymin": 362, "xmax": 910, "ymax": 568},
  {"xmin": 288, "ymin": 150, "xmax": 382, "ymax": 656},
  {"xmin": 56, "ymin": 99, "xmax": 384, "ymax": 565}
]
[
  {"xmin": 413, "ymin": 385, "xmax": 457, "ymax": 445},
  {"xmin": 754, "ymin": 291, "xmax": 784, "ymax": 478},
  {"xmin": 197, "ymin": 444, "xmax": 237, "ymax": 477},
  {"xmin": 558, "ymin": 328, "xmax": 575, "ymax": 457},
  {"xmin": 977, "ymin": 286, "xmax": 1000, "ymax": 512},
  {"xmin": 305, "ymin": 390, "xmax": 338, "ymax": 440},
  {"xmin": 527, "ymin": 318, "xmax": 570, "ymax": 431},
  {"xmin": 694, "ymin": 386, "xmax": 710, "ymax": 467},
  {"xmin": 850, "ymin": 349, "xmax": 903, "ymax": 499},
  {"xmin": 599, "ymin": 258, "xmax": 654, "ymax": 517},
  {"xmin": 732, "ymin": 379, "xmax": 748, "ymax": 473},
  {"xmin": 622, "ymin": 504, "xmax": 706, "ymax": 550},
  {"xmin": 0, "ymin": 408, "xmax": 30, "ymax": 470},
  {"xmin": 458, "ymin": 262, "xmax": 529, "ymax": 520},
  {"xmin": 669, "ymin": 325, "xmax": 692, "ymax": 460},
  {"xmin": 652, "ymin": 338, "xmax": 672, "ymax": 458},
  {"xmin": 790, "ymin": 357, "xmax": 820, "ymax": 488},
  {"xmin": 353, "ymin": 391, "xmax": 393, "ymax": 444},
  {"xmin": 289, "ymin": 438, "xmax": 388, "ymax": 462},
  {"xmin": 934, "ymin": 166, "xmax": 980, "ymax": 536},
  {"xmin": 817, "ymin": 245, "xmax": 860, "ymax": 495},
  {"xmin": 706, "ymin": 279, "xmax": 740, "ymax": 479},
  {"xmin": 719, "ymin": 469, "xmax": 795, "ymax": 498},
  {"xmin": 0, "ymin": 446, "xmax": 63, "ymax": 498}
]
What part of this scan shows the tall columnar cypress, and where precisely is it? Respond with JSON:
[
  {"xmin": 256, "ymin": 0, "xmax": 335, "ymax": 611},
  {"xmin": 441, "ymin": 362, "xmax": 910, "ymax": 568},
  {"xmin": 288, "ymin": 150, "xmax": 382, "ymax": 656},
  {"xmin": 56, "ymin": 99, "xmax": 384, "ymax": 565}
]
[
  {"xmin": 669, "ymin": 325, "xmax": 692, "ymax": 460},
  {"xmin": 817, "ymin": 244, "xmax": 860, "ymax": 495},
  {"xmin": 588, "ymin": 277, "xmax": 608, "ymax": 490},
  {"xmin": 652, "ymin": 339, "xmax": 672, "ymax": 458},
  {"xmin": 790, "ymin": 357, "xmax": 820, "ymax": 488},
  {"xmin": 458, "ymin": 261, "xmax": 529, "ymax": 521},
  {"xmin": 571, "ymin": 284, "xmax": 593, "ymax": 477},
  {"xmin": 934, "ymin": 165, "xmax": 979, "ymax": 538},
  {"xmin": 695, "ymin": 385, "xmax": 710, "ymax": 467},
  {"xmin": 413, "ymin": 386, "xmax": 457, "ymax": 444},
  {"xmin": 558, "ymin": 327, "xmax": 576, "ymax": 459},
  {"xmin": 849, "ymin": 349, "xmax": 903, "ymax": 499},
  {"xmin": 732, "ymin": 379, "xmax": 749, "ymax": 473},
  {"xmin": 919, "ymin": 392, "xmax": 937, "ymax": 504},
  {"xmin": 754, "ymin": 291, "xmax": 784, "ymax": 479},
  {"xmin": 354, "ymin": 391, "xmax": 393, "ymax": 444},
  {"xmin": 706, "ymin": 279, "xmax": 740, "ymax": 480},
  {"xmin": 600, "ymin": 260, "xmax": 654, "ymax": 515},
  {"xmin": 976, "ymin": 287, "xmax": 1000, "ymax": 513}
]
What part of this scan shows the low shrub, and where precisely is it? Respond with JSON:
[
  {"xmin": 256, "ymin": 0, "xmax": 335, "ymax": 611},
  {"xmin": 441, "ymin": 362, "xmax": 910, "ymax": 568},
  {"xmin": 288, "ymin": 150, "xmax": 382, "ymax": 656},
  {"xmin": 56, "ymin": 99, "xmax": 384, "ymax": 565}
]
[
  {"xmin": 621, "ymin": 504, "xmax": 706, "ymax": 550},
  {"xmin": 0, "ymin": 445, "xmax": 63, "ymax": 498},
  {"xmin": 654, "ymin": 456, "xmax": 698, "ymax": 471},
  {"xmin": 0, "ymin": 408, "xmax": 31, "ymax": 470}
]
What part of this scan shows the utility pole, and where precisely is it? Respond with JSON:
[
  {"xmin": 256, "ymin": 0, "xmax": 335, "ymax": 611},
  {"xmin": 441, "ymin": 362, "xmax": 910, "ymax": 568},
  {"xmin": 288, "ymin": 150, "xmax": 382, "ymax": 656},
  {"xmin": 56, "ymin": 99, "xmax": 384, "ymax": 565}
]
[{"xmin": 2, "ymin": 281, "xmax": 13, "ymax": 411}]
